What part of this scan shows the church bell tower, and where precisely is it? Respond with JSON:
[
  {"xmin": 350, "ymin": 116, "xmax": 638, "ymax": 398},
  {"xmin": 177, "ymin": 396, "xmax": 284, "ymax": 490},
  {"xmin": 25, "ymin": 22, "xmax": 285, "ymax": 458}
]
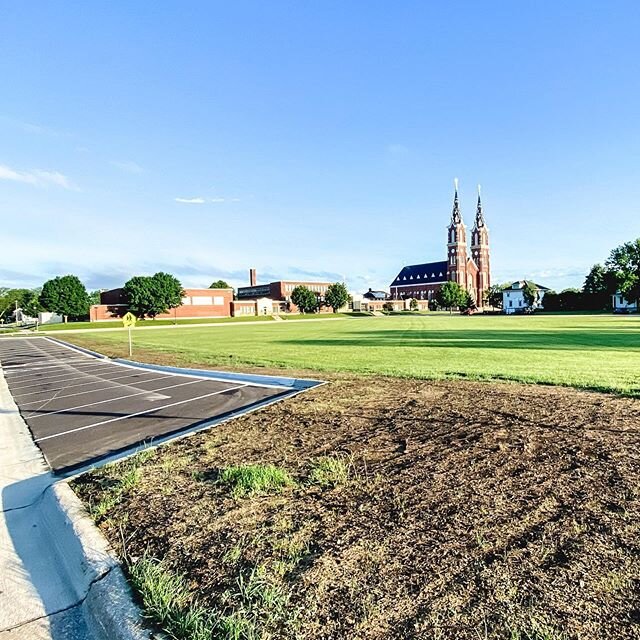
[
  {"xmin": 447, "ymin": 179, "xmax": 468, "ymax": 289},
  {"xmin": 470, "ymin": 185, "xmax": 491, "ymax": 307}
]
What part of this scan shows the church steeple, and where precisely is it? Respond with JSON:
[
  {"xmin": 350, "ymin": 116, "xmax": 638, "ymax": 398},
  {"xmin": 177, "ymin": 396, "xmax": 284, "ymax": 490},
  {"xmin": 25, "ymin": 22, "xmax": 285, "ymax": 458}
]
[
  {"xmin": 447, "ymin": 178, "xmax": 468, "ymax": 288},
  {"xmin": 451, "ymin": 177, "xmax": 462, "ymax": 224},
  {"xmin": 475, "ymin": 184, "xmax": 485, "ymax": 227},
  {"xmin": 471, "ymin": 184, "xmax": 491, "ymax": 308}
]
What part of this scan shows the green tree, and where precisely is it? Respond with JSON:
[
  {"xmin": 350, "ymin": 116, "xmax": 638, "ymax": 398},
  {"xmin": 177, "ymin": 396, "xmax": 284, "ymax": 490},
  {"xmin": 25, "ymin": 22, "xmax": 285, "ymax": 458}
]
[
  {"xmin": 605, "ymin": 239, "xmax": 640, "ymax": 304},
  {"xmin": 460, "ymin": 291, "xmax": 475, "ymax": 311},
  {"xmin": 0, "ymin": 288, "xmax": 44, "ymax": 322},
  {"xmin": 583, "ymin": 264, "xmax": 607, "ymax": 294},
  {"xmin": 21, "ymin": 290, "xmax": 43, "ymax": 318},
  {"xmin": 436, "ymin": 281, "xmax": 467, "ymax": 313},
  {"xmin": 210, "ymin": 279, "xmax": 231, "ymax": 289},
  {"xmin": 522, "ymin": 281, "xmax": 539, "ymax": 308},
  {"xmin": 124, "ymin": 272, "xmax": 185, "ymax": 319},
  {"xmin": 89, "ymin": 290, "xmax": 101, "ymax": 305},
  {"xmin": 0, "ymin": 289, "xmax": 28, "ymax": 321},
  {"xmin": 290, "ymin": 285, "xmax": 318, "ymax": 313},
  {"xmin": 409, "ymin": 298, "xmax": 419, "ymax": 311},
  {"xmin": 324, "ymin": 282, "xmax": 349, "ymax": 313},
  {"xmin": 485, "ymin": 283, "xmax": 510, "ymax": 309},
  {"xmin": 40, "ymin": 275, "xmax": 91, "ymax": 320}
]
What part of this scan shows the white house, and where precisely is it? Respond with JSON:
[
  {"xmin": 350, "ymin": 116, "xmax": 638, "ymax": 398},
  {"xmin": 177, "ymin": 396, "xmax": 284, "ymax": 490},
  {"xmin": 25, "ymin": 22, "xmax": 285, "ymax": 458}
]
[
  {"xmin": 611, "ymin": 292, "xmax": 638, "ymax": 313},
  {"xmin": 503, "ymin": 281, "xmax": 550, "ymax": 314},
  {"xmin": 38, "ymin": 311, "xmax": 64, "ymax": 325}
]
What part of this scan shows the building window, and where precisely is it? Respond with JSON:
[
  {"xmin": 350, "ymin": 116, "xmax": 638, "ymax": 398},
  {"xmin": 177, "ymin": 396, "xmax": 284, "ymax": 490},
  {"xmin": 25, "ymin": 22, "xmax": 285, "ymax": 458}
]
[{"xmin": 192, "ymin": 296, "xmax": 213, "ymax": 305}]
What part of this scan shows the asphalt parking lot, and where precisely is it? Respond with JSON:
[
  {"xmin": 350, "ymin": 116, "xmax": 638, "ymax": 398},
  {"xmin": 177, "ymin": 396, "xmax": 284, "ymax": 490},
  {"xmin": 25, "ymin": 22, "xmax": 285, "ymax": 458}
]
[{"xmin": 0, "ymin": 337, "xmax": 296, "ymax": 473}]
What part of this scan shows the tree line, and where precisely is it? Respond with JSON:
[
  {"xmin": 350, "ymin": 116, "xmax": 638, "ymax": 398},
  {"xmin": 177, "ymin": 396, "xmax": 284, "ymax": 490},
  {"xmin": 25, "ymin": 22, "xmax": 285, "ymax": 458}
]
[
  {"xmin": 0, "ymin": 272, "xmax": 186, "ymax": 323},
  {"xmin": 1, "ymin": 275, "xmax": 351, "ymax": 323},
  {"xmin": 0, "ymin": 277, "xmax": 101, "ymax": 324},
  {"xmin": 485, "ymin": 238, "xmax": 640, "ymax": 311}
]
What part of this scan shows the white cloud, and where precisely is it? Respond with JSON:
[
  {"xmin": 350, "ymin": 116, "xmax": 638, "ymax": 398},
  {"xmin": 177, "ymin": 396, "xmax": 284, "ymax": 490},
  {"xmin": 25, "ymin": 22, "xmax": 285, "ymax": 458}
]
[
  {"xmin": 174, "ymin": 196, "xmax": 239, "ymax": 204},
  {"xmin": 110, "ymin": 160, "xmax": 144, "ymax": 174},
  {"xmin": 0, "ymin": 164, "xmax": 75, "ymax": 189},
  {"xmin": 175, "ymin": 196, "xmax": 205, "ymax": 204}
]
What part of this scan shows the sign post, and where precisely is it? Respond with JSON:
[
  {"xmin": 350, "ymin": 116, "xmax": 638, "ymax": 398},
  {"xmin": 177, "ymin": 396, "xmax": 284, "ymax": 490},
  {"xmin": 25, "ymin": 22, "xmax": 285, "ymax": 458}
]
[{"xmin": 122, "ymin": 312, "xmax": 137, "ymax": 357}]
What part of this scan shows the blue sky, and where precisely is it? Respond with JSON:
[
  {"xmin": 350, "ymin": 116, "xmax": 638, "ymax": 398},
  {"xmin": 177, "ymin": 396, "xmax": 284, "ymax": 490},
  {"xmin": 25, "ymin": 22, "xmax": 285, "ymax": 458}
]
[{"xmin": 1, "ymin": 1, "xmax": 639, "ymax": 293}]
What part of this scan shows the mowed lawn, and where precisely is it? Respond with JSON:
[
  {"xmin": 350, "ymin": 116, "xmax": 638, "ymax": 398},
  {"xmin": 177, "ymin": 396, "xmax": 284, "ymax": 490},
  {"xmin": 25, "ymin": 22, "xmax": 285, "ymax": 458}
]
[{"xmin": 64, "ymin": 313, "xmax": 640, "ymax": 395}]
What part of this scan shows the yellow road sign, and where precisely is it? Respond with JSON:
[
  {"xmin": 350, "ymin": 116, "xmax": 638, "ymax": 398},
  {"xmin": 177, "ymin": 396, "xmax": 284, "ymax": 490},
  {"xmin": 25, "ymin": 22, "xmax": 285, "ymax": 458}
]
[{"xmin": 122, "ymin": 312, "xmax": 137, "ymax": 328}]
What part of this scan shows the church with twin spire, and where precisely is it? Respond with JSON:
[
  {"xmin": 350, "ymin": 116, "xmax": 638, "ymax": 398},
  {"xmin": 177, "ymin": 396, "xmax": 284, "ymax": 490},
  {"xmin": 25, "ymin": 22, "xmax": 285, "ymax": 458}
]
[{"xmin": 389, "ymin": 181, "xmax": 491, "ymax": 308}]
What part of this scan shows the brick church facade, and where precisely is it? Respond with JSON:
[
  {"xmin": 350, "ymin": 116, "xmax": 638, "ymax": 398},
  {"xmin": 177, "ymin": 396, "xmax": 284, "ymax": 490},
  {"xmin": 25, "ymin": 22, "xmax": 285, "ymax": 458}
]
[{"xmin": 390, "ymin": 183, "xmax": 491, "ymax": 308}]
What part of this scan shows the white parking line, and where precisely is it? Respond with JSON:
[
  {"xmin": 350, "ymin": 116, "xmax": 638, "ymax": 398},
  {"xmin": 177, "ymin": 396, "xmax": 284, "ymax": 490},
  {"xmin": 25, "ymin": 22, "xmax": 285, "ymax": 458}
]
[
  {"xmin": 35, "ymin": 384, "xmax": 249, "ymax": 442},
  {"xmin": 8, "ymin": 365, "xmax": 155, "ymax": 391},
  {"xmin": 17, "ymin": 375, "xmax": 179, "ymax": 405},
  {"xmin": 2, "ymin": 359, "xmax": 99, "ymax": 375},
  {"xmin": 11, "ymin": 371, "xmax": 169, "ymax": 398},
  {"xmin": 25, "ymin": 378, "xmax": 208, "ymax": 419},
  {"xmin": 6, "ymin": 361, "xmax": 110, "ymax": 381}
]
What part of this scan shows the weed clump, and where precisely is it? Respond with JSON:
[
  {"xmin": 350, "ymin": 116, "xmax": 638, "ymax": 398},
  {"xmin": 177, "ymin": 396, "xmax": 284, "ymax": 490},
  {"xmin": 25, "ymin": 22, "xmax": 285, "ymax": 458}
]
[
  {"xmin": 85, "ymin": 448, "xmax": 154, "ymax": 520},
  {"xmin": 129, "ymin": 554, "xmax": 293, "ymax": 640},
  {"xmin": 219, "ymin": 464, "xmax": 294, "ymax": 498},
  {"xmin": 309, "ymin": 454, "xmax": 352, "ymax": 487},
  {"xmin": 128, "ymin": 554, "xmax": 217, "ymax": 640}
]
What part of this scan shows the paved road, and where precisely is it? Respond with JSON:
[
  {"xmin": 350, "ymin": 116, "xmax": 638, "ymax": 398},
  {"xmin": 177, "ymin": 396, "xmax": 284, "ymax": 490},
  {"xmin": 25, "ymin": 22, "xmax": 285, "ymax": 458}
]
[{"xmin": 0, "ymin": 338, "xmax": 292, "ymax": 473}]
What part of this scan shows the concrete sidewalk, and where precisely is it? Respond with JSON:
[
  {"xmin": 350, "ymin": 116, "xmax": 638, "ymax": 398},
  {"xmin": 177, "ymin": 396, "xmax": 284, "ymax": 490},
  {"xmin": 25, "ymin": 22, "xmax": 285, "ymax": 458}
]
[{"xmin": 0, "ymin": 366, "xmax": 150, "ymax": 639}]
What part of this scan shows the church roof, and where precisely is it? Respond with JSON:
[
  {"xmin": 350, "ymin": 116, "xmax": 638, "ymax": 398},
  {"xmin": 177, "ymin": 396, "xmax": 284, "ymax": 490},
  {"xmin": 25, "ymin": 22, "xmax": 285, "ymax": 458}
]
[{"xmin": 391, "ymin": 260, "xmax": 448, "ymax": 287}]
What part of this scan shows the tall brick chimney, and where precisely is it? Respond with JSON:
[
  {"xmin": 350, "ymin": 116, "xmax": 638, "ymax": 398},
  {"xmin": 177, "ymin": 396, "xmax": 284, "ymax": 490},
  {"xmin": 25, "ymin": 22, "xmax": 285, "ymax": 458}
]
[{"xmin": 249, "ymin": 268, "xmax": 257, "ymax": 287}]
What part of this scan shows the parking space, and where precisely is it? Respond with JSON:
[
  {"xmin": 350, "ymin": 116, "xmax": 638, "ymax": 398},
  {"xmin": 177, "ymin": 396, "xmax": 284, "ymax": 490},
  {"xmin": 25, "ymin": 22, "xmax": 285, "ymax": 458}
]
[{"xmin": 0, "ymin": 338, "xmax": 295, "ymax": 473}]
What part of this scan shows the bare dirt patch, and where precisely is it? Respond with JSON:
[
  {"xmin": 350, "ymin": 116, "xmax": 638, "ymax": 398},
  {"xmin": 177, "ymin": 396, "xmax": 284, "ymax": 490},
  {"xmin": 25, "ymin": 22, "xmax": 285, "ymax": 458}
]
[{"xmin": 72, "ymin": 376, "xmax": 640, "ymax": 640}]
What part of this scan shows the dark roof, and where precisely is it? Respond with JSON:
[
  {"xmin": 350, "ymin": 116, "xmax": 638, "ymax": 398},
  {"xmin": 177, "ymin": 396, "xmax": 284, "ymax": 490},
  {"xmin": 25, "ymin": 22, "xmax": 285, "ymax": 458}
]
[
  {"xmin": 363, "ymin": 289, "xmax": 387, "ymax": 300},
  {"xmin": 390, "ymin": 260, "xmax": 448, "ymax": 287},
  {"xmin": 505, "ymin": 280, "xmax": 550, "ymax": 292}
]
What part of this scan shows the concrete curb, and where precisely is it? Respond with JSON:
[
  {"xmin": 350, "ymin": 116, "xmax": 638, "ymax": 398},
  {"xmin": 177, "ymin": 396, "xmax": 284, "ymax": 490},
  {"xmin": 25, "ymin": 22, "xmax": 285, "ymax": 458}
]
[
  {"xmin": 0, "ymin": 351, "xmax": 154, "ymax": 640},
  {"xmin": 45, "ymin": 335, "xmax": 323, "ymax": 390},
  {"xmin": 113, "ymin": 357, "xmax": 323, "ymax": 390},
  {"xmin": 48, "ymin": 481, "xmax": 155, "ymax": 640}
]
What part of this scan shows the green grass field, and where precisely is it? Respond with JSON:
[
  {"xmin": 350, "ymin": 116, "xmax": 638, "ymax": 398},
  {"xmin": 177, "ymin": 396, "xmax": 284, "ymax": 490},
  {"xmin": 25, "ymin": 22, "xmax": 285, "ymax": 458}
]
[
  {"xmin": 36, "ymin": 312, "xmax": 361, "ymax": 332},
  {"xmin": 37, "ymin": 315, "xmax": 276, "ymax": 331},
  {"xmin": 64, "ymin": 313, "xmax": 640, "ymax": 395}
]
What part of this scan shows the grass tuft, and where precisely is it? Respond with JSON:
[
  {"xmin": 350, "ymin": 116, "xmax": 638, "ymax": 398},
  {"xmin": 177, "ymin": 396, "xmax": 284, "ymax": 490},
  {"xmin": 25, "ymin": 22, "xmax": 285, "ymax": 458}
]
[
  {"xmin": 309, "ymin": 454, "xmax": 353, "ymax": 487},
  {"xmin": 128, "ymin": 554, "xmax": 217, "ymax": 640},
  {"xmin": 86, "ymin": 449, "xmax": 153, "ymax": 520},
  {"xmin": 219, "ymin": 463, "xmax": 294, "ymax": 498}
]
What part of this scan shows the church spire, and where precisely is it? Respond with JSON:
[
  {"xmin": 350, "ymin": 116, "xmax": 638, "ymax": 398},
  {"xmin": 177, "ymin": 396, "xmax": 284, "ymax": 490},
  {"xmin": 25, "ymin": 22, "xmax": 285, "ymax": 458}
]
[
  {"xmin": 451, "ymin": 177, "xmax": 462, "ymax": 224},
  {"xmin": 475, "ymin": 184, "xmax": 485, "ymax": 227}
]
